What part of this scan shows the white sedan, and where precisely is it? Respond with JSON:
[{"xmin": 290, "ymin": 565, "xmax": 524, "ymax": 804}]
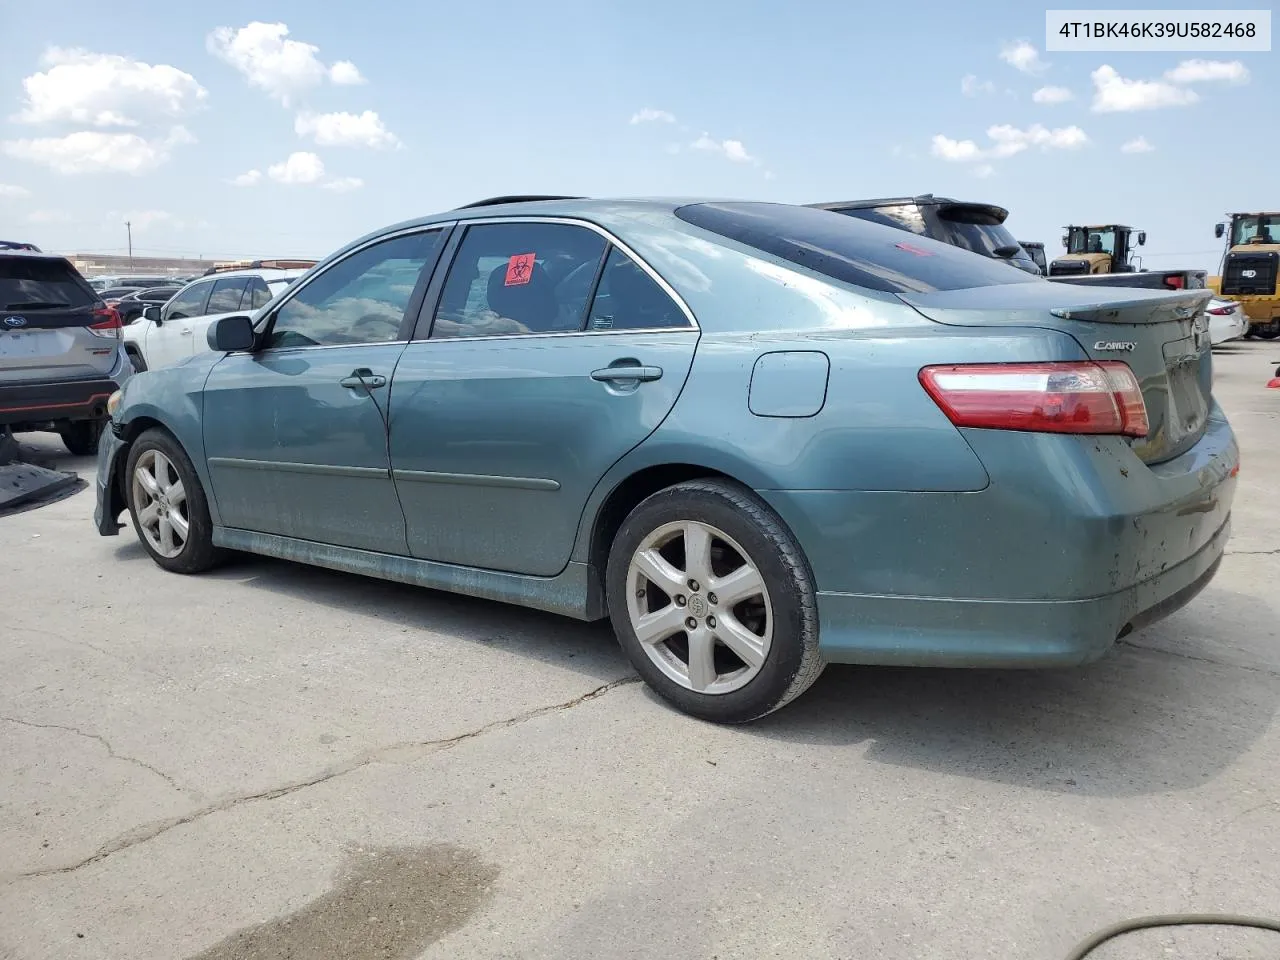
[{"xmin": 1207, "ymin": 298, "xmax": 1248, "ymax": 345}]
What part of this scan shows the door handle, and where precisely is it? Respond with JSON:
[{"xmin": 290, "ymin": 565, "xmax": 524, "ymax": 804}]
[
  {"xmin": 339, "ymin": 368, "xmax": 387, "ymax": 390},
  {"xmin": 590, "ymin": 364, "xmax": 663, "ymax": 383},
  {"xmin": 179, "ymin": 327, "xmax": 192, "ymax": 336}
]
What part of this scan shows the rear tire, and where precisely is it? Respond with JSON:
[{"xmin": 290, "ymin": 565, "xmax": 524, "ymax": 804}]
[
  {"xmin": 125, "ymin": 428, "xmax": 223, "ymax": 574},
  {"xmin": 59, "ymin": 420, "xmax": 102, "ymax": 456},
  {"xmin": 605, "ymin": 479, "xmax": 825, "ymax": 723}
]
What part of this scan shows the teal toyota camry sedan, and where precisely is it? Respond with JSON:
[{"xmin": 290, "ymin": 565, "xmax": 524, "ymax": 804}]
[{"xmin": 94, "ymin": 197, "xmax": 1238, "ymax": 723}]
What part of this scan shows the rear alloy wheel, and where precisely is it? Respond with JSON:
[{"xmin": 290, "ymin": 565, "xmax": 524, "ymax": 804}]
[
  {"xmin": 59, "ymin": 420, "xmax": 102, "ymax": 456},
  {"xmin": 125, "ymin": 429, "xmax": 223, "ymax": 574},
  {"xmin": 606, "ymin": 479, "xmax": 824, "ymax": 723}
]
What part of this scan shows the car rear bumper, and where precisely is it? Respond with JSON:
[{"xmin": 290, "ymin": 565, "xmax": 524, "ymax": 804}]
[
  {"xmin": 814, "ymin": 514, "xmax": 1228, "ymax": 666},
  {"xmin": 0, "ymin": 376, "xmax": 121, "ymax": 427},
  {"xmin": 760, "ymin": 405, "xmax": 1238, "ymax": 667}
]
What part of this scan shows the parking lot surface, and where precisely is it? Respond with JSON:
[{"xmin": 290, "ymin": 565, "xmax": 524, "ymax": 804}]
[{"xmin": 1, "ymin": 343, "xmax": 1278, "ymax": 960}]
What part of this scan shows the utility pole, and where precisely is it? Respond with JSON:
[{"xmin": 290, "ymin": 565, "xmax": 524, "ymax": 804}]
[{"xmin": 125, "ymin": 220, "xmax": 133, "ymax": 269}]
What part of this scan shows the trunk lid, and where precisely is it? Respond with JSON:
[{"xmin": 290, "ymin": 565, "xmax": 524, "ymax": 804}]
[
  {"xmin": 898, "ymin": 283, "xmax": 1214, "ymax": 465},
  {"xmin": 2, "ymin": 254, "xmax": 114, "ymax": 383}
]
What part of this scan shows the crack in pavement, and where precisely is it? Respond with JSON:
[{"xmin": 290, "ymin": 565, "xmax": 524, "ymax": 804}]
[
  {"xmin": 1224, "ymin": 548, "xmax": 1280, "ymax": 556},
  {"xmin": 1118, "ymin": 640, "xmax": 1280, "ymax": 679},
  {"xmin": 5, "ymin": 675, "xmax": 639, "ymax": 884},
  {"xmin": 0, "ymin": 715, "xmax": 188, "ymax": 796}
]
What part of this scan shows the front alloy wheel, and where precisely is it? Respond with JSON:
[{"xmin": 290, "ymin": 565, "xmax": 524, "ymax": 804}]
[{"xmin": 131, "ymin": 449, "xmax": 189, "ymax": 558}]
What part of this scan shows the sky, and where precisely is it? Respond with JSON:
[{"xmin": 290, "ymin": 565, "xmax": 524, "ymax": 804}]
[{"xmin": 0, "ymin": 1, "xmax": 1270, "ymax": 274}]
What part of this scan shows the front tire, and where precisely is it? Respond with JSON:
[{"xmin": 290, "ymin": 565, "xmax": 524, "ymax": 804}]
[
  {"xmin": 125, "ymin": 428, "xmax": 223, "ymax": 574},
  {"xmin": 605, "ymin": 479, "xmax": 824, "ymax": 723}
]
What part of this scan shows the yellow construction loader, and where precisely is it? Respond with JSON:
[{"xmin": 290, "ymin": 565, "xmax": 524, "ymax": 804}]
[
  {"xmin": 1049, "ymin": 224, "xmax": 1146, "ymax": 276},
  {"xmin": 1209, "ymin": 212, "xmax": 1280, "ymax": 339}
]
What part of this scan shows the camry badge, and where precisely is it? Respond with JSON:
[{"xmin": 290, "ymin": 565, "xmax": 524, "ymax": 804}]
[{"xmin": 1094, "ymin": 340, "xmax": 1136, "ymax": 352}]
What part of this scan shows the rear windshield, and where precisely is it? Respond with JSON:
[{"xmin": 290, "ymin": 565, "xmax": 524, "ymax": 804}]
[
  {"xmin": 674, "ymin": 202, "xmax": 1038, "ymax": 294},
  {"xmin": 0, "ymin": 257, "xmax": 96, "ymax": 310}
]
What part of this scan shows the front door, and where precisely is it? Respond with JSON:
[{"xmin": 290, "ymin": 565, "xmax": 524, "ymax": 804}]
[
  {"xmin": 147, "ymin": 278, "xmax": 213, "ymax": 368},
  {"xmin": 388, "ymin": 221, "xmax": 699, "ymax": 576},
  {"xmin": 202, "ymin": 228, "xmax": 447, "ymax": 553}
]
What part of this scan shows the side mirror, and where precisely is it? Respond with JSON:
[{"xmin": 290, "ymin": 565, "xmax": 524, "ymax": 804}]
[
  {"xmin": 142, "ymin": 305, "xmax": 162, "ymax": 323},
  {"xmin": 1214, "ymin": 223, "xmax": 1225, "ymax": 239},
  {"xmin": 1060, "ymin": 234, "xmax": 1069, "ymax": 249},
  {"xmin": 207, "ymin": 314, "xmax": 256, "ymax": 352},
  {"xmin": 1137, "ymin": 231, "xmax": 1147, "ymax": 246}
]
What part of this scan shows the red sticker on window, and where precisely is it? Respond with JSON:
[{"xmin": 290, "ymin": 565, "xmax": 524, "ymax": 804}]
[
  {"xmin": 894, "ymin": 241, "xmax": 934, "ymax": 257},
  {"xmin": 504, "ymin": 253, "xmax": 536, "ymax": 286}
]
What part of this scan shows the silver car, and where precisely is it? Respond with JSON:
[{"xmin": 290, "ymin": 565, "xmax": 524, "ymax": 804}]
[{"xmin": 1, "ymin": 250, "xmax": 132, "ymax": 455}]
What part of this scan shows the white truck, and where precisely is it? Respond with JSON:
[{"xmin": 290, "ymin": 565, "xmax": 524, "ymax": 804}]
[{"xmin": 123, "ymin": 264, "xmax": 310, "ymax": 370}]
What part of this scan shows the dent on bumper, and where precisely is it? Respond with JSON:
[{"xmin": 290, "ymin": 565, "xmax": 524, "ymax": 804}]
[{"xmin": 815, "ymin": 514, "xmax": 1230, "ymax": 667}]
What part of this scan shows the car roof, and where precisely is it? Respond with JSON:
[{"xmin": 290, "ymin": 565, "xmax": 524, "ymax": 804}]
[
  {"xmin": 0, "ymin": 248, "xmax": 73, "ymax": 265},
  {"xmin": 187, "ymin": 267, "xmax": 309, "ymax": 282}
]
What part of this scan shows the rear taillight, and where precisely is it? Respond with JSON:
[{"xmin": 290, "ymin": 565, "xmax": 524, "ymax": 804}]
[
  {"xmin": 920, "ymin": 362, "xmax": 1150, "ymax": 438},
  {"xmin": 1207, "ymin": 304, "xmax": 1235, "ymax": 315},
  {"xmin": 1164, "ymin": 275, "xmax": 1184, "ymax": 289},
  {"xmin": 88, "ymin": 305, "xmax": 122, "ymax": 339}
]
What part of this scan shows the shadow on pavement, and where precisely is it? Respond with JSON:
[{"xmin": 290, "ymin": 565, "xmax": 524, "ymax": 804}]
[{"xmin": 746, "ymin": 584, "xmax": 1278, "ymax": 798}]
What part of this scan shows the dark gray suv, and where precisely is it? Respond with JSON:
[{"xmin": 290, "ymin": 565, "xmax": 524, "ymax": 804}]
[{"xmin": 1, "ymin": 251, "xmax": 133, "ymax": 455}]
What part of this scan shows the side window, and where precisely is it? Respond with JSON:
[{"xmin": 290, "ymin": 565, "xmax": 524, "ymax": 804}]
[
  {"xmin": 265, "ymin": 231, "xmax": 441, "ymax": 349},
  {"xmin": 246, "ymin": 277, "xmax": 273, "ymax": 309},
  {"xmin": 164, "ymin": 282, "xmax": 212, "ymax": 320},
  {"xmin": 587, "ymin": 248, "xmax": 688, "ymax": 331},
  {"xmin": 206, "ymin": 277, "xmax": 250, "ymax": 315},
  {"xmin": 430, "ymin": 222, "xmax": 607, "ymax": 340}
]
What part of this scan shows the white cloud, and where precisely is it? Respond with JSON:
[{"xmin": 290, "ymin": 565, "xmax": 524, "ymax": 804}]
[
  {"xmin": 1091, "ymin": 65, "xmax": 1199, "ymax": 112},
  {"xmin": 26, "ymin": 209, "xmax": 72, "ymax": 224},
  {"xmin": 933, "ymin": 124, "xmax": 1088, "ymax": 164},
  {"xmin": 230, "ymin": 169, "xmax": 262, "ymax": 186},
  {"xmin": 207, "ymin": 22, "xmax": 362, "ymax": 106},
  {"xmin": 0, "ymin": 184, "xmax": 31, "ymax": 198},
  {"xmin": 267, "ymin": 151, "xmax": 326, "ymax": 185},
  {"xmin": 1000, "ymin": 40, "xmax": 1047, "ymax": 74},
  {"xmin": 14, "ymin": 47, "xmax": 207, "ymax": 128},
  {"xmin": 295, "ymin": 110, "xmax": 399, "ymax": 149},
  {"xmin": 3, "ymin": 127, "xmax": 194, "ymax": 175},
  {"xmin": 328, "ymin": 60, "xmax": 365, "ymax": 85},
  {"xmin": 1032, "ymin": 85, "xmax": 1073, "ymax": 104},
  {"xmin": 1164, "ymin": 59, "xmax": 1250, "ymax": 84},
  {"xmin": 1120, "ymin": 136, "xmax": 1155, "ymax": 154},
  {"xmin": 973, "ymin": 164, "xmax": 995, "ymax": 178},
  {"xmin": 321, "ymin": 176, "xmax": 363, "ymax": 192},
  {"xmin": 961, "ymin": 75, "xmax": 996, "ymax": 97},
  {"xmin": 631, "ymin": 107, "xmax": 675, "ymax": 125},
  {"xmin": 931, "ymin": 134, "xmax": 984, "ymax": 162},
  {"xmin": 692, "ymin": 134, "xmax": 755, "ymax": 163}
]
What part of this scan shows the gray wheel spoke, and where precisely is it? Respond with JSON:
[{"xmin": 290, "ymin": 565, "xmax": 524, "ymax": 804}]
[
  {"xmin": 136, "ymin": 468, "xmax": 161, "ymax": 498},
  {"xmin": 633, "ymin": 603, "xmax": 689, "ymax": 647},
  {"xmin": 158, "ymin": 516, "xmax": 176, "ymax": 555},
  {"xmin": 154, "ymin": 454, "xmax": 173, "ymax": 492},
  {"xmin": 713, "ymin": 613, "xmax": 768, "ymax": 669},
  {"xmin": 137, "ymin": 502, "xmax": 160, "ymax": 529},
  {"xmin": 682, "ymin": 522, "xmax": 714, "ymax": 585},
  {"xmin": 710, "ymin": 564, "xmax": 765, "ymax": 608},
  {"xmin": 167, "ymin": 479, "xmax": 186, "ymax": 508},
  {"xmin": 686, "ymin": 629, "xmax": 717, "ymax": 692},
  {"xmin": 168, "ymin": 509, "xmax": 190, "ymax": 542},
  {"xmin": 633, "ymin": 548, "xmax": 686, "ymax": 598}
]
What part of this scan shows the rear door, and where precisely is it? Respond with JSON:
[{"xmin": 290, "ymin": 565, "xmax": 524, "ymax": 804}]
[
  {"xmin": 1, "ymin": 255, "xmax": 112, "ymax": 383},
  {"xmin": 388, "ymin": 220, "xmax": 699, "ymax": 577}
]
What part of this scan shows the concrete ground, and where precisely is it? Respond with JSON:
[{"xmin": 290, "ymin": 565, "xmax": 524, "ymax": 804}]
[{"xmin": 1, "ymin": 342, "xmax": 1277, "ymax": 960}]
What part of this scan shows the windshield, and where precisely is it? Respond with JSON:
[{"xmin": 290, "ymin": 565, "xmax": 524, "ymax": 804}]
[
  {"xmin": 1067, "ymin": 228, "xmax": 1116, "ymax": 256},
  {"xmin": 936, "ymin": 217, "xmax": 1037, "ymax": 273},
  {"xmin": 1230, "ymin": 215, "xmax": 1280, "ymax": 245},
  {"xmin": 0, "ymin": 258, "xmax": 96, "ymax": 309}
]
